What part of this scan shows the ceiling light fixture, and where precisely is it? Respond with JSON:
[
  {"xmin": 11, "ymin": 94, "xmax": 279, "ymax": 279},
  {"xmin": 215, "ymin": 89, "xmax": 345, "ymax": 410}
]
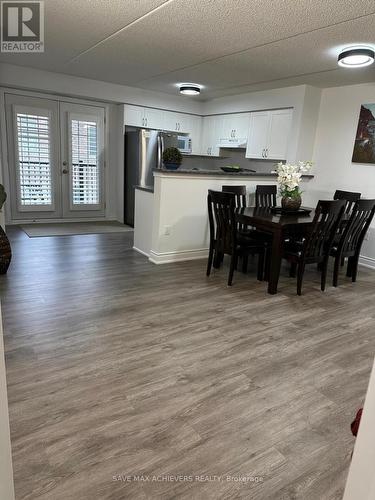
[
  {"xmin": 179, "ymin": 84, "xmax": 201, "ymax": 96},
  {"xmin": 338, "ymin": 46, "xmax": 375, "ymax": 68}
]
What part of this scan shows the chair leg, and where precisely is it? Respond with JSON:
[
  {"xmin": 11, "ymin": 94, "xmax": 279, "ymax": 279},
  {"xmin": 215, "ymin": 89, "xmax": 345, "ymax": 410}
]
[
  {"xmin": 289, "ymin": 261, "xmax": 297, "ymax": 278},
  {"xmin": 321, "ymin": 258, "xmax": 329, "ymax": 291},
  {"xmin": 264, "ymin": 248, "xmax": 270, "ymax": 281},
  {"xmin": 228, "ymin": 251, "xmax": 236, "ymax": 286},
  {"xmin": 333, "ymin": 254, "xmax": 341, "ymax": 287},
  {"xmin": 297, "ymin": 263, "xmax": 305, "ymax": 296},
  {"xmin": 242, "ymin": 254, "xmax": 249, "ymax": 274},
  {"xmin": 351, "ymin": 255, "xmax": 360, "ymax": 283},
  {"xmin": 206, "ymin": 244, "xmax": 214, "ymax": 276},
  {"xmin": 257, "ymin": 251, "xmax": 265, "ymax": 281},
  {"xmin": 346, "ymin": 256, "xmax": 354, "ymax": 277}
]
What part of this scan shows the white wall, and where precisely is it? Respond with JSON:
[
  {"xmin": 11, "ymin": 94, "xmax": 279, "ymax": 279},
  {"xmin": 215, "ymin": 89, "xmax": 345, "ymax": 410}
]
[
  {"xmin": 0, "ymin": 63, "xmax": 203, "ymax": 114},
  {"xmin": 0, "ymin": 308, "xmax": 15, "ymax": 500},
  {"xmin": 306, "ymin": 82, "xmax": 375, "ymax": 268}
]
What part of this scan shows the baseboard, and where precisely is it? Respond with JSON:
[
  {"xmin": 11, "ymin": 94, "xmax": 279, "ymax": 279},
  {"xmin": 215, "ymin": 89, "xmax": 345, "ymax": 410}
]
[
  {"xmin": 133, "ymin": 246, "xmax": 150, "ymax": 258},
  {"xmin": 149, "ymin": 248, "xmax": 208, "ymax": 264},
  {"xmin": 359, "ymin": 255, "xmax": 375, "ymax": 270}
]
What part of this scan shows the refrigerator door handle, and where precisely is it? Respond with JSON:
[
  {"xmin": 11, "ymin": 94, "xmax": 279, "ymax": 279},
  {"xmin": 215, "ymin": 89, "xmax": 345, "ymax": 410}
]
[{"xmin": 157, "ymin": 134, "xmax": 164, "ymax": 169}]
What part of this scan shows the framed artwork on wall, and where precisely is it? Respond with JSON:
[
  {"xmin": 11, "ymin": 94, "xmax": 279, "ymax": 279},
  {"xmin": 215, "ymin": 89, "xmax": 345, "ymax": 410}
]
[{"xmin": 352, "ymin": 103, "xmax": 375, "ymax": 164}]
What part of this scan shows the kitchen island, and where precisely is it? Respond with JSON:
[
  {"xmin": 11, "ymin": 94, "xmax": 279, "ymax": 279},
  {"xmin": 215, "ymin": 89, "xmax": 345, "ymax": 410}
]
[{"xmin": 133, "ymin": 169, "xmax": 314, "ymax": 264}]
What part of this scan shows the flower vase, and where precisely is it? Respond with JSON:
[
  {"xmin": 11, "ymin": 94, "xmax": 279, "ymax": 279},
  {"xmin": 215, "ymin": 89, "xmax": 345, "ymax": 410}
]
[{"xmin": 281, "ymin": 195, "xmax": 302, "ymax": 211}]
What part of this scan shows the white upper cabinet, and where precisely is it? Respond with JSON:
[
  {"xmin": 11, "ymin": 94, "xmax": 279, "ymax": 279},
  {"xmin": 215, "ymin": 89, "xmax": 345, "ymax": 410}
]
[
  {"xmin": 246, "ymin": 112, "xmax": 270, "ymax": 158},
  {"xmin": 267, "ymin": 109, "xmax": 293, "ymax": 160},
  {"xmin": 124, "ymin": 104, "xmax": 145, "ymax": 127},
  {"xmin": 124, "ymin": 105, "xmax": 164, "ymax": 129},
  {"xmin": 201, "ymin": 116, "xmax": 222, "ymax": 156},
  {"xmin": 219, "ymin": 113, "xmax": 250, "ymax": 140},
  {"xmin": 144, "ymin": 107, "xmax": 164, "ymax": 130},
  {"xmin": 189, "ymin": 115, "xmax": 202, "ymax": 154},
  {"xmin": 246, "ymin": 109, "xmax": 293, "ymax": 160}
]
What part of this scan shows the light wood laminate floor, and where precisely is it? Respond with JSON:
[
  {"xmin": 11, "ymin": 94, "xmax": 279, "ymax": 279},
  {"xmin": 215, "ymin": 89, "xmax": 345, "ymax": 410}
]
[{"xmin": 1, "ymin": 227, "xmax": 375, "ymax": 500}]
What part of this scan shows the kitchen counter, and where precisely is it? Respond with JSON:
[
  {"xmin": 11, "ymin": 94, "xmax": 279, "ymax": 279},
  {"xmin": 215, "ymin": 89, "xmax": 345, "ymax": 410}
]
[
  {"xmin": 156, "ymin": 168, "xmax": 314, "ymax": 178},
  {"xmin": 135, "ymin": 185, "xmax": 154, "ymax": 193}
]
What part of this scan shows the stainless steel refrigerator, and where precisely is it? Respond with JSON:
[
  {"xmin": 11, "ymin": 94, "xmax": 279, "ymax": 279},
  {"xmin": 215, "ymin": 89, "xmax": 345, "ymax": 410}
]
[{"xmin": 124, "ymin": 129, "xmax": 178, "ymax": 226}]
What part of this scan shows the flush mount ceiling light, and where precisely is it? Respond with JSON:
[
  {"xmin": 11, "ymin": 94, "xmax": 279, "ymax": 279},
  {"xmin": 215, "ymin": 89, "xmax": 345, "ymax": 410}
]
[
  {"xmin": 179, "ymin": 84, "xmax": 201, "ymax": 95},
  {"xmin": 338, "ymin": 46, "xmax": 375, "ymax": 68}
]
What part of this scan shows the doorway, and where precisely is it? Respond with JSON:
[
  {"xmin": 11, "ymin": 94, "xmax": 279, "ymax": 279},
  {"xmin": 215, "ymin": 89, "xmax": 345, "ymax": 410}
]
[{"xmin": 5, "ymin": 93, "xmax": 105, "ymax": 221}]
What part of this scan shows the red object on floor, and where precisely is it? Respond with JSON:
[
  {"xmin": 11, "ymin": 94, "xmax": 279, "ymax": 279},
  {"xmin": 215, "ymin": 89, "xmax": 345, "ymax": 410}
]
[{"xmin": 351, "ymin": 408, "xmax": 363, "ymax": 437}]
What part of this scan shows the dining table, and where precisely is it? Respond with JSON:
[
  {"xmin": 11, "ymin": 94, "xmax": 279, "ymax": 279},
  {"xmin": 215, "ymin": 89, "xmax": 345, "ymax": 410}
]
[{"xmin": 235, "ymin": 206, "xmax": 316, "ymax": 295}]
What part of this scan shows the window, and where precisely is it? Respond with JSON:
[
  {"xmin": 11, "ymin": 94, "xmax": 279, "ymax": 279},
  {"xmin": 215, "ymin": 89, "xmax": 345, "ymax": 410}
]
[
  {"xmin": 71, "ymin": 119, "xmax": 99, "ymax": 205},
  {"xmin": 16, "ymin": 112, "xmax": 52, "ymax": 206}
]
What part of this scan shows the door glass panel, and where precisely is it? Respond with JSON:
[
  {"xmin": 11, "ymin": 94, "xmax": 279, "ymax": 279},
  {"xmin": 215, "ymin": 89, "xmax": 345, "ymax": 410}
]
[
  {"xmin": 16, "ymin": 112, "xmax": 52, "ymax": 206},
  {"xmin": 71, "ymin": 119, "xmax": 99, "ymax": 205}
]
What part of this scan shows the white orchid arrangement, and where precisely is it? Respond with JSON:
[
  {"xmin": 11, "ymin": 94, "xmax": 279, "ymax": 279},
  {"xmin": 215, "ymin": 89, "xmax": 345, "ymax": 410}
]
[{"xmin": 275, "ymin": 161, "xmax": 312, "ymax": 199}]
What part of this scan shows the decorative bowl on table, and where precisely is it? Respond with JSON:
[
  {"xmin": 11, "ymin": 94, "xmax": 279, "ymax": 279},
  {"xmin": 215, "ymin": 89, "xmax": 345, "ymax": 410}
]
[{"xmin": 220, "ymin": 166, "xmax": 241, "ymax": 173}]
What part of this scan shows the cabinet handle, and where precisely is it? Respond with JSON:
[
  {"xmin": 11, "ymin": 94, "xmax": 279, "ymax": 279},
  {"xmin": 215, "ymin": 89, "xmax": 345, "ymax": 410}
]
[
  {"xmin": 178, "ymin": 123, "xmax": 181, "ymax": 131},
  {"xmin": 145, "ymin": 117, "xmax": 148, "ymax": 127},
  {"xmin": 262, "ymin": 149, "xmax": 265, "ymax": 158},
  {"xmin": 265, "ymin": 148, "xmax": 268, "ymax": 158}
]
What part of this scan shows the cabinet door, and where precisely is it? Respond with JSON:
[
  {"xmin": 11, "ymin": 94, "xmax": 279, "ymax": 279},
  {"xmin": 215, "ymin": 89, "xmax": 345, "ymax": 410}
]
[
  {"xmin": 266, "ymin": 109, "xmax": 292, "ymax": 160},
  {"xmin": 124, "ymin": 105, "xmax": 145, "ymax": 127},
  {"xmin": 232, "ymin": 113, "xmax": 250, "ymax": 139},
  {"xmin": 219, "ymin": 115, "xmax": 234, "ymax": 139},
  {"xmin": 143, "ymin": 108, "xmax": 164, "ymax": 130},
  {"xmin": 201, "ymin": 116, "xmax": 214, "ymax": 155},
  {"xmin": 177, "ymin": 114, "xmax": 192, "ymax": 134},
  {"xmin": 189, "ymin": 115, "xmax": 202, "ymax": 154},
  {"xmin": 245, "ymin": 111, "xmax": 269, "ymax": 159},
  {"xmin": 163, "ymin": 111, "xmax": 179, "ymax": 131}
]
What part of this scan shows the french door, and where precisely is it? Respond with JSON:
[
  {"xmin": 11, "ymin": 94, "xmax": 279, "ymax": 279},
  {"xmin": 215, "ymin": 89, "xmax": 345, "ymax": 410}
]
[{"xmin": 5, "ymin": 94, "xmax": 105, "ymax": 220}]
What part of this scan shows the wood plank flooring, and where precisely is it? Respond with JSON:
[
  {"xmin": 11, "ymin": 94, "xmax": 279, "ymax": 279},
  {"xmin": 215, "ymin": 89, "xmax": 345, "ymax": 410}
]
[{"xmin": 1, "ymin": 226, "xmax": 375, "ymax": 500}]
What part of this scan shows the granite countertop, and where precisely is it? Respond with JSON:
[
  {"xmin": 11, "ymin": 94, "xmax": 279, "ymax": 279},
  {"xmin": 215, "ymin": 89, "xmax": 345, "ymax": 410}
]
[
  {"xmin": 155, "ymin": 168, "xmax": 314, "ymax": 178},
  {"xmin": 135, "ymin": 185, "xmax": 154, "ymax": 193}
]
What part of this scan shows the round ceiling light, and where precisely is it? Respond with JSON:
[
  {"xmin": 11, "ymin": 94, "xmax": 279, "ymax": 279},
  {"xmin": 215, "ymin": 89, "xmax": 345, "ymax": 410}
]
[
  {"xmin": 338, "ymin": 47, "xmax": 375, "ymax": 68},
  {"xmin": 179, "ymin": 84, "xmax": 201, "ymax": 96}
]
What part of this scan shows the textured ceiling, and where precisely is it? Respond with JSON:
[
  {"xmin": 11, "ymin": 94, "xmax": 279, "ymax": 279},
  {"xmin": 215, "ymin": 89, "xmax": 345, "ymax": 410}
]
[{"xmin": 1, "ymin": 0, "xmax": 375, "ymax": 100}]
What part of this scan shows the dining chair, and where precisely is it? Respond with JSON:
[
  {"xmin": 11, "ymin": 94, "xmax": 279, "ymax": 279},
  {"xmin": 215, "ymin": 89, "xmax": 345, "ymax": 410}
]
[
  {"xmin": 222, "ymin": 185, "xmax": 247, "ymax": 208},
  {"xmin": 206, "ymin": 190, "xmax": 267, "ymax": 285},
  {"xmin": 255, "ymin": 185, "xmax": 277, "ymax": 208},
  {"xmin": 283, "ymin": 199, "xmax": 346, "ymax": 295},
  {"xmin": 331, "ymin": 199, "xmax": 375, "ymax": 287},
  {"xmin": 334, "ymin": 189, "xmax": 361, "ymax": 215}
]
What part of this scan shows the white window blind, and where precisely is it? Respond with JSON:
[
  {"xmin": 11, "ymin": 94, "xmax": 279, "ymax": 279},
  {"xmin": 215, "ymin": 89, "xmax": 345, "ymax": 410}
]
[
  {"xmin": 16, "ymin": 113, "xmax": 52, "ymax": 206},
  {"xmin": 71, "ymin": 119, "xmax": 99, "ymax": 205}
]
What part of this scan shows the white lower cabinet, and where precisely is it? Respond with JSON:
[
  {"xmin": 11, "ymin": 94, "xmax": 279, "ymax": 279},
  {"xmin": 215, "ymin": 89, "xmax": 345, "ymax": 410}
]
[{"xmin": 246, "ymin": 109, "xmax": 293, "ymax": 160}]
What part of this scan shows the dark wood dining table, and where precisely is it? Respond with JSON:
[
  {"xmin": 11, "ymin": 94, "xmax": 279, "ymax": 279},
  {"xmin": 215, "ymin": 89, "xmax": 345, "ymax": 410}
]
[{"xmin": 236, "ymin": 207, "xmax": 316, "ymax": 295}]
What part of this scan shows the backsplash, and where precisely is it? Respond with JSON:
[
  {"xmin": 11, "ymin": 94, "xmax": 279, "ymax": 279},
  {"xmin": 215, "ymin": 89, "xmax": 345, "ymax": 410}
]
[{"xmin": 181, "ymin": 149, "xmax": 280, "ymax": 174}]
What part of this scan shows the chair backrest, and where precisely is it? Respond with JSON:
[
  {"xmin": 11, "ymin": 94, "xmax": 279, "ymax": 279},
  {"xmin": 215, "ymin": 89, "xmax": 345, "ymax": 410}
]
[
  {"xmin": 303, "ymin": 199, "xmax": 346, "ymax": 260},
  {"xmin": 207, "ymin": 190, "xmax": 236, "ymax": 254},
  {"xmin": 222, "ymin": 185, "xmax": 247, "ymax": 208},
  {"xmin": 338, "ymin": 199, "xmax": 375, "ymax": 255},
  {"xmin": 255, "ymin": 185, "xmax": 277, "ymax": 208},
  {"xmin": 334, "ymin": 189, "xmax": 361, "ymax": 215}
]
